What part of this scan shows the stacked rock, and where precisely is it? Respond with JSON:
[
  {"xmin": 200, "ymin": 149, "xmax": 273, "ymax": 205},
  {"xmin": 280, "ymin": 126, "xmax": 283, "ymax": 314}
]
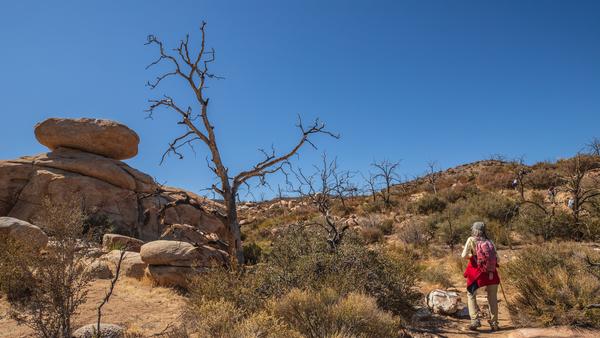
[
  {"xmin": 140, "ymin": 240, "xmax": 229, "ymax": 288},
  {"xmin": 0, "ymin": 117, "xmax": 231, "ymax": 244}
]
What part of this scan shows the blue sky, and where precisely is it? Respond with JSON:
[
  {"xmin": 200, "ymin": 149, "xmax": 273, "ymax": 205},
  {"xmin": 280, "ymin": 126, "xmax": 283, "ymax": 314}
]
[{"xmin": 1, "ymin": 1, "xmax": 599, "ymax": 199}]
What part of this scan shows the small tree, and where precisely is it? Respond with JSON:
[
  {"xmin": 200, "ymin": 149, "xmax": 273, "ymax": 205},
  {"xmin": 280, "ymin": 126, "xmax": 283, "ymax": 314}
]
[
  {"xmin": 560, "ymin": 153, "xmax": 600, "ymax": 239},
  {"xmin": 1, "ymin": 198, "xmax": 93, "ymax": 338},
  {"xmin": 145, "ymin": 22, "xmax": 337, "ymax": 263},
  {"xmin": 288, "ymin": 153, "xmax": 355, "ymax": 251},
  {"xmin": 425, "ymin": 161, "xmax": 442, "ymax": 195},
  {"xmin": 587, "ymin": 137, "xmax": 600, "ymax": 156},
  {"xmin": 371, "ymin": 160, "xmax": 401, "ymax": 207}
]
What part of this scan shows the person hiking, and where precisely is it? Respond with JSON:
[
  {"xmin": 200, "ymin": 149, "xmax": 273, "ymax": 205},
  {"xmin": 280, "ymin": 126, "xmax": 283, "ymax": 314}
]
[{"xmin": 462, "ymin": 221, "xmax": 500, "ymax": 331}]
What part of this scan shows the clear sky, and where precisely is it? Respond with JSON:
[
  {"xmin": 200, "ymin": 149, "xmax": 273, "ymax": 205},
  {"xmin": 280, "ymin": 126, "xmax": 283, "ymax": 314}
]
[{"xmin": 1, "ymin": 1, "xmax": 599, "ymax": 199}]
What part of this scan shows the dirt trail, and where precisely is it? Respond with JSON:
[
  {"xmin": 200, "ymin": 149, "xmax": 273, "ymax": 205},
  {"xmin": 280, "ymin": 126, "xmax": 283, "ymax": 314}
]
[{"xmin": 0, "ymin": 278, "xmax": 186, "ymax": 337}]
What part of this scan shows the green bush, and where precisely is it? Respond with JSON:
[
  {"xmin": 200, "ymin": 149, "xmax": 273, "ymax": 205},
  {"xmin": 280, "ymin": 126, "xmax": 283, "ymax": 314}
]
[
  {"xmin": 504, "ymin": 242, "xmax": 600, "ymax": 328},
  {"xmin": 242, "ymin": 242, "xmax": 262, "ymax": 265},
  {"xmin": 414, "ymin": 194, "xmax": 447, "ymax": 215}
]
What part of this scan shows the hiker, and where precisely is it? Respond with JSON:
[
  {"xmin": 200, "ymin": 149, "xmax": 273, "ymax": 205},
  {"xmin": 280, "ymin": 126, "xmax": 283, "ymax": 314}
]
[
  {"xmin": 568, "ymin": 197, "xmax": 575, "ymax": 209},
  {"xmin": 511, "ymin": 178, "xmax": 518, "ymax": 189},
  {"xmin": 462, "ymin": 221, "xmax": 500, "ymax": 331},
  {"xmin": 547, "ymin": 186, "xmax": 556, "ymax": 202}
]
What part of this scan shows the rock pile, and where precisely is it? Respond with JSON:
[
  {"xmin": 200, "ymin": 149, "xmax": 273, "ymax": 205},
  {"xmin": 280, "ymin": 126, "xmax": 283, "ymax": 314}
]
[
  {"xmin": 0, "ymin": 117, "xmax": 232, "ymax": 244},
  {"xmin": 140, "ymin": 240, "xmax": 229, "ymax": 288}
]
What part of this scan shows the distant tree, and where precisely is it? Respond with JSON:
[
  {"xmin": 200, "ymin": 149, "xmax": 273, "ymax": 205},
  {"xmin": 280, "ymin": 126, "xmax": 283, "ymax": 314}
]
[
  {"xmin": 425, "ymin": 161, "xmax": 442, "ymax": 195},
  {"xmin": 361, "ymin": 172, "xmax": 379, "ymax": 203},
  {"xmin": 587, "ymin": 137, "xmax": 600, "ymax": 156},
  {"xmin": 560, "ymin": 153, "xmax": 600, "ymax": 238},
  {"xmin": 371, "ymin": 160, "xmax": 401, "ymax": 207},
  {"xmin": 288, "ymin": 153, "xmax": 355, "ymax": 251},
  {"xmin": 145, "ymin": 22, "xmax": 337, "ymax": 263}
]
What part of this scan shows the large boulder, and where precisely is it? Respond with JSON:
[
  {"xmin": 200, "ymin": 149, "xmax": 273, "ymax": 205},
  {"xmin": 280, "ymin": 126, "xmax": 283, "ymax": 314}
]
[
  {"xmin": 34, "ymin": 118, "xmax": 139, "ymax": 160},
  {"xmin": 72, "ymin": 323, "xmax": 124, "ymax": 338},
  {"xmin": 426, "ymin": 289, "xmax": 462, "ymax": 315},
  {"xmin": 145, "ymin": 265, "xmax": 202, "ymax": 288},
  {"xmin": 101, "ymin": 250, "xmax": 147, "ymax": 279},
  {"xmin": 140, "ymin": 240, "xmax": 228, "ymax": 267},
  {"xmin": 102, "ymin": 233, "xmax": 144, "ymax": 252},
  {"xmin": 0, "ymin": 216, "xmax": 48, "ymax": 249}
]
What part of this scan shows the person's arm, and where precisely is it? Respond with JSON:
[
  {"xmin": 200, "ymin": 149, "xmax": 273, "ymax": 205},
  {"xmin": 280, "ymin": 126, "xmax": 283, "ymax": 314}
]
[{"xmin": 461, "ymin": 237, "xmax": 473, "ymax": 259}]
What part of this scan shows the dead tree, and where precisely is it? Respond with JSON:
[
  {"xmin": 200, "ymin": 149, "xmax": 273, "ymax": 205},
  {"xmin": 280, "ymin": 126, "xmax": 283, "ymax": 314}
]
[
  {"xmin": 587, "ymin": 137, "xmax": 600, "ymax": 156},
  {"xmin": 288, "ymin": 154, "xmax": 354, "ymax": 251},
  {"xmin": 361, "ymin": 172, "xmax": 379, "ymax": 203},
  {"xmin": 425, "ymin": 161, "xmax": 442, "ymax": 195},
  {"xmin": 560, "ymin": 153, "xmax": 600, "ymax": 238},
  {"xmin": 145, "ymin": 22, "xmax": 337, "ymax": 263},
  {"xmin": 371, "ymin": 160, "xmax": 401, "ymax": 207}
]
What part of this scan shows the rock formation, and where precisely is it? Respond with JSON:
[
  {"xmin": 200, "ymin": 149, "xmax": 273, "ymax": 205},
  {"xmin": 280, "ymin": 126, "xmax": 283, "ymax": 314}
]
[
  {"xmin": 140, "ymin": 240, "xmax": 228, "ymax": 288},
  {"xmin": 0, "ymin": 117, "xmax": 232, "ymax": 245}
]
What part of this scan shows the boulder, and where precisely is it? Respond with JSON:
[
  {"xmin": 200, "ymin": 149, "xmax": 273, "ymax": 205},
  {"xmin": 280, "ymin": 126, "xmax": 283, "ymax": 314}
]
[
  {"xmin": 34, "ymin": 118, "xmax": 139, "ymax": 160},
  {"xmin": 103, "ymin": 233, "xmax": 144, "ymax": 252},
  {"xmin": 0, "ymin": 216, "xmax": 48, "ymax": 249},
  {"xmin": 145, "ymin": 265, "xmax": 202, "ymax": 288},
  {"xmin": 426, "ymin": 289, "xmax": 461, "ymax": 315},
  {"xmin": 102, "ymin": 250, "xmax": 146, "ymax": 279},
  {"xmin": 85, "ymin": 259, "xmax": 113, "ymax": 280},
  {"xmin": 140, "ymin": 240, "xmax": 228, "ymax": 267},
  {"xmin": 72, "ymin": 323, "xmax": 124, "ymax": 338}
]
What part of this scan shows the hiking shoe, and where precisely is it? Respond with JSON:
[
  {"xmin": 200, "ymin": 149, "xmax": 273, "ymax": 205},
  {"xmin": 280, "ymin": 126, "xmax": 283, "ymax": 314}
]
[
  {"xmin": 488, "ymin": 320, "xmax": 499, "ymax": 331},
  {"xmin": 468, "ymin": 319, "xmax": 481, "ymax": 331}
]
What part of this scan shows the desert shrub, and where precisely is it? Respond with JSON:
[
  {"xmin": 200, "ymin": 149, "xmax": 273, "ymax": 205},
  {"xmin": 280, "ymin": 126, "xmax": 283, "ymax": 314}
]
[
  {"xmin": 360, "ymin": 226, "xmax": 384, "ymax": 244},
  {"xmin": 439, "ymin": 184, "xmax": 480, "ymax": 203},
  {"xmin": 398, "ymin": 220, "xmax": 429, "ymax": 245},
  {"xmin": 188, "ymin": 225, "xmax": 420, "ymax": 320},
  {"xmin": 242, "ymin": 242, "xmax": 262, "ymax": 265},
  {"xmin": 187, "ymin": 298, "xmax": 242, "ymax": 337},
  {"xmin": 526, "ymin": 167, "xmax": 562, "ymax": 190},
  {"xmin": 504, "ymin": 242, "xmax": 600, "ymax": 328},
  {"xmin": 421, "ymin": 265, "xmax": 453, "ymax": 288},
  {"xmin": 413, "ymin": 194, "xmax": 447, "ymax": 215},
  {"xmin": 270, "ymin": 288, "xmax": 403, "ymax": 338},
  {"xmin": 477, "ymin": 166, "xmax": 514, "ymax": 189},
  {"xmin": 233, "ymin": 311, "xmax": 303, "ymax": 338},
  {"xmin": 514, "ymin": 204, "xmax": 572, "ymax": 241},
  {"xmin": 0, "ymin": 197, "xmax": 93, "ymax": 338}
]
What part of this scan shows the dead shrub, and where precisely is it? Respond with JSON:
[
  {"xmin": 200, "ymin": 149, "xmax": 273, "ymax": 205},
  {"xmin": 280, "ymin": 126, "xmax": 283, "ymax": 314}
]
[{"xmin": 0, "ymin": 197, "xmax": 93, "ymax": 338}]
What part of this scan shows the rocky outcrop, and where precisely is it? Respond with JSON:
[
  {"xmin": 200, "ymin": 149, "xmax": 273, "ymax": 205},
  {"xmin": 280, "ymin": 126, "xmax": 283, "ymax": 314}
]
[
  {"xmin": 35, "ymin": 118, "xmax": 139, "ymax": 160},
  {"xmin": 141, "ymin": 240, "xmax": 228, "ymax": 288},
  {"xmin": 102, "ymin": 234, "xmax": 144, "ymax": 252},
  {"xmin": 0, "ymin": 117, "xmax": 232, "ymax": 245},
  {"xmin": 0, "ymin": 216, "xmax": 48, "ymax": 249}
]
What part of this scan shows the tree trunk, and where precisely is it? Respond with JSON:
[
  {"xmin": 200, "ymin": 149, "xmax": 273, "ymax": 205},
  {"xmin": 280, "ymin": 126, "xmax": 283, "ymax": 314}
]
[{"xmin": 225, "ymin": 195, "xmax": 244, "ymax": 264}]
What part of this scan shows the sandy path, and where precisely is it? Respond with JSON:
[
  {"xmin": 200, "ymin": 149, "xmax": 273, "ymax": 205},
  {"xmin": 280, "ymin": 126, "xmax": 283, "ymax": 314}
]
[{"xmin": 0, "ymin": 277, "xmax": 186, "ymax": 337}]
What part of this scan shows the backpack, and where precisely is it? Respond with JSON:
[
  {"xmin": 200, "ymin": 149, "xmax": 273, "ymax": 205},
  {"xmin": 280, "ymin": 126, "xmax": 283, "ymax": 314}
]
[{"xmin": 475, "ymin": 239, "xmax": 497, "ymax": 273}]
